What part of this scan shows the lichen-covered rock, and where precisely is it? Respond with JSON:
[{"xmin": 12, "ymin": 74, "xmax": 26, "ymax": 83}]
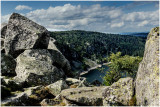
[
  {"xmin": 61, "ymin": 87, "xmax": 108, "ymax": 106},
  {"xmin": 40, "ymin": 99, "xmax": 61, "ymax": 106},
  {"xmin": 102, "ymin": 77, "xmax": 134, "ymax": 106},
  {"xmin": 46, "ymin": 80, "xmax": 68, "ymax": 96},
  {"xmin": 1, "ymin": 85, "xmax": 54, "ymax": 106},
  {"xmin": 136, "ymin": 27, "xmax": 159, "ymax": 106},
  {"xmin": 1, "ymin": 23, "xmax": 7, "ymax": 38},
  {"xmin": 15, "ymin": 49, "xmax": 64, "ymax": 86},
  {"xmin": 4, "ymin": 13, "xmax": 50, "ymax": 58},
  {"xmin": 25, "ymin": 86, "xmax": 54, "ymax": 105},
  {"xmin": 48, "ymin": 49, "xmax": 72, "ymax": 76},
  {"xmin": 65, "ymin": 77, "xmax": 89, "ymax": 88},
  {"xmin": 1, "ymin": 53, "xmax": 16, "ymax": 76}
]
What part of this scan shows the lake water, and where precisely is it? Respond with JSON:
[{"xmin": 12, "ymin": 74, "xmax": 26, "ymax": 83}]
[{"xmin": 81, "ymin": 65, "xmax": 109, "ymax": 83}]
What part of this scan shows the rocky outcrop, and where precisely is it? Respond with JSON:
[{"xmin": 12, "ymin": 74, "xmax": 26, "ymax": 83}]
[
  {"xmin": 1, "ymin": 53, "xmax": 16, "ymax": 76},
  {"xmin": 15, "ymin": 49, "xmax": 65, "ymax": 85},
  {"xmin": 61, "ymin": 87, "xmax": 108, "ymax": 106},
  {"xmin": 2, "ymin": 86, "xmax": 54, "ymax": 106},
  {"xmin": 102, "ymin": 77, "xmax": 134, "ymax": 106},
  {"xmin": 65, "ymin": 77, "xmax": 89, "ymax": 88},
  {"xmin": 48, "ymin": 37, "xmax": 58, "ymax": 51},
  {"xmin": 40, "ymin": 99, "xmax": 61, "ymax": 106},
  {"xmin": 46, "ymin": 80, "xmax": 68, "ymax": 96},
  {"xmin": 136, "ymin": 27, "xmax": 159, "ymax": 106},
  {"xmin": 1, "ymin": 23, "xmax": 7, "ymax": 38},
  {"xmin": 48, "ymin": 49, "xmax": 72, "ymax": 76},
  {"xmin": 4, "ymin": 13, "xmax": 50, "ymax": 58}
]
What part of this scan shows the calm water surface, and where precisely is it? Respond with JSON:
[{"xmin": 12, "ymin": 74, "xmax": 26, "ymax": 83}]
[{"xmin": 81, "ymin": 65, "xmax": 109, "ymax": 83}]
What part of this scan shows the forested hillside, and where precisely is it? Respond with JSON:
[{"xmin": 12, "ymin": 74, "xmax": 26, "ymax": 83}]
[{"xmin": 50, "ymin": 30, "xmax": 146, "ymax": 65}]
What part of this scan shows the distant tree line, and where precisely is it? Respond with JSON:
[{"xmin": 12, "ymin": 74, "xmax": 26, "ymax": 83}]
[{"xmin": 50, "ymin": 30, "xmax": 146, "ymax": 64}]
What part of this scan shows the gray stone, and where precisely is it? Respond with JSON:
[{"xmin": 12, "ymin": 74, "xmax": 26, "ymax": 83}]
[
  {"xmin": 65, "ymin": 77, "xmax": 89, "ymax": 87},
  {"xmin": 47, "ymin": 37, "xmax": 58, "ymax": 51},
  {"xmin": 1, "ymin": 23, "xmax": 7, "ymax": 38},
  {"xmin": 103, "ymin": 77, "xmax": 134, "ymax": 106},
  {"xmin": 2, "ymin": 85, "xmax": 54, "ymax": 106},
  {"xmin": 15, "ymin": 49, "xmax": 64, "ymax": 86},
  {"xmin": 1, "ymin": 53, "xmax": 16, "ymax": 76},
  {"xmin": 4, "ymin": 13, "xmax": 50, "ymax": 58},
  {"xmin": 40, "ymin": 99, "xmax": 61, "ymax": 106},
  {"xmin": 61, "ymin": 86, "xmax": 108, "ymax": 106},
  {"xmin": 46, "ymin": 80, "xmax": 68, "ymax": 96},
  {"xmin": 136, "ymin": 27, "xmax": 159, "ymax": 106},
  {"xmin": 48, "ymin": 49, "xmax": 72, "ymax": 76}
]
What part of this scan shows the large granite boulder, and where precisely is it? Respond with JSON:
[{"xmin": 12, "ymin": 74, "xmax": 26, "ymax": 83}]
[
  {"xmin": 15, "ymin": 49, "xmax": 65, "ymax": 86},
  {"xmin": 48, "ymin": 49, "xmax": 72, "ymax": 76},
  {"xmin": 61, "ymin": 87, "xmax": 108, "ymax": 106},
  {"xmin": 102, "ymin": 77, "xmax": 134, "ymax": 106},
  {"xmin": 4, "ymin": 13, "xmax": 50, "ymax": 58},
  {"xmin": 47, "ymin": 37, "xmax": 72, "ymax": 76},
  {"xmin": 1, "ymin": 53, "xmax": 16, "ymax": 76},
  {"xmin": 46, "ymin": 80, "xmax": 69, "ymax": 96},
  {"xmin": 136, "ymin": 27, "xmax": 159, "ymax": 106}
]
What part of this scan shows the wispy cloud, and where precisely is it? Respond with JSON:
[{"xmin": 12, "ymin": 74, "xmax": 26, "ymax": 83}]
[
  {"xmin": 15, "ymin": 5, "xmax": 32, "ymax": 11},
  {"xmin": 2, "ymin": 3, "xmax": 159, "ymax": 32}
]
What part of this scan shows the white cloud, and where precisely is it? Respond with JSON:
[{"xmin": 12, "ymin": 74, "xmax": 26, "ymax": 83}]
[
  {"xmin": 25, "ymin": 4, "xmax": 123, "ymax": 31},
  {"xmin": 111, "ymin": 22, "xmax": 124, "ymax": 28},
  {"xmin": 138, "ymin": 20, "xmax": 149, "ymax": 27},
  {"xmin": 1, "ymin": 3, "xmax": 159, "ymax": 33},
  {"xmin": 15, "ymin": 5, "xmax": 32, "ymax": 11},
  {"xmin": 1, "ymin": 14, "xmax": 11, "ymax": 23}
]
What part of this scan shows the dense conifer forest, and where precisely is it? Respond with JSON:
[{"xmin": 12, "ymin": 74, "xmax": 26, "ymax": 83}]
[{"xmin": 51, "ymin": 30, "xmax": 147, "ymax": 64}]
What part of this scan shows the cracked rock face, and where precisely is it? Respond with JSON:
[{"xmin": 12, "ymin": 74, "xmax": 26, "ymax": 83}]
[
  {"xmin": 102, "ymin": 77, "xmax": 134, "ymax": 106},
  {"xmin": 1, "ymin": 53, "xmax": 16, "ymax": 76},
  {"xmin": 61, "ymin": 86, "xmax": 108, "ymax": 106},
  {"xmin": 4, "ymin": 13, "xmax": 50, "ymax": 58},
  {"xmin": 46, "ymin": 80, "xmax": 69, "ymax": 96},
  {"xmin": 15, "ymin": 49, "xmax": 65, "ymax": 85},
  {"xmin": 1, "ymin": 23, "xmax": 7, "ymax": 39},
  {"xmin": 136, "ymin": 27, "xmax": 159, "ymax": 106}
]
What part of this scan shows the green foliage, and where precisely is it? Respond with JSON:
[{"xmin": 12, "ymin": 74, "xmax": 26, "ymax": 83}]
[
  {"xmin": 50, "ymin": 30, "xmax": 146, "ymax": 64},
  {"xmin": 103, "ymin": 52, "xmax": 142, "ymax": 86}
]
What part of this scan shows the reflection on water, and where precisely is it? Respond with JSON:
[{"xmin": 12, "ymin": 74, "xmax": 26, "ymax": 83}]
[{"xmin": 81, "ymin": 65, "xmax": 109, "ymax": 83}]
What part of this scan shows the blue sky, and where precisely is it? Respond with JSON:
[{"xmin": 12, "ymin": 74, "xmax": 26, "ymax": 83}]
[{"xmin": 1, "ymin": 1, "xmax": 159, "ymax": 33}]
